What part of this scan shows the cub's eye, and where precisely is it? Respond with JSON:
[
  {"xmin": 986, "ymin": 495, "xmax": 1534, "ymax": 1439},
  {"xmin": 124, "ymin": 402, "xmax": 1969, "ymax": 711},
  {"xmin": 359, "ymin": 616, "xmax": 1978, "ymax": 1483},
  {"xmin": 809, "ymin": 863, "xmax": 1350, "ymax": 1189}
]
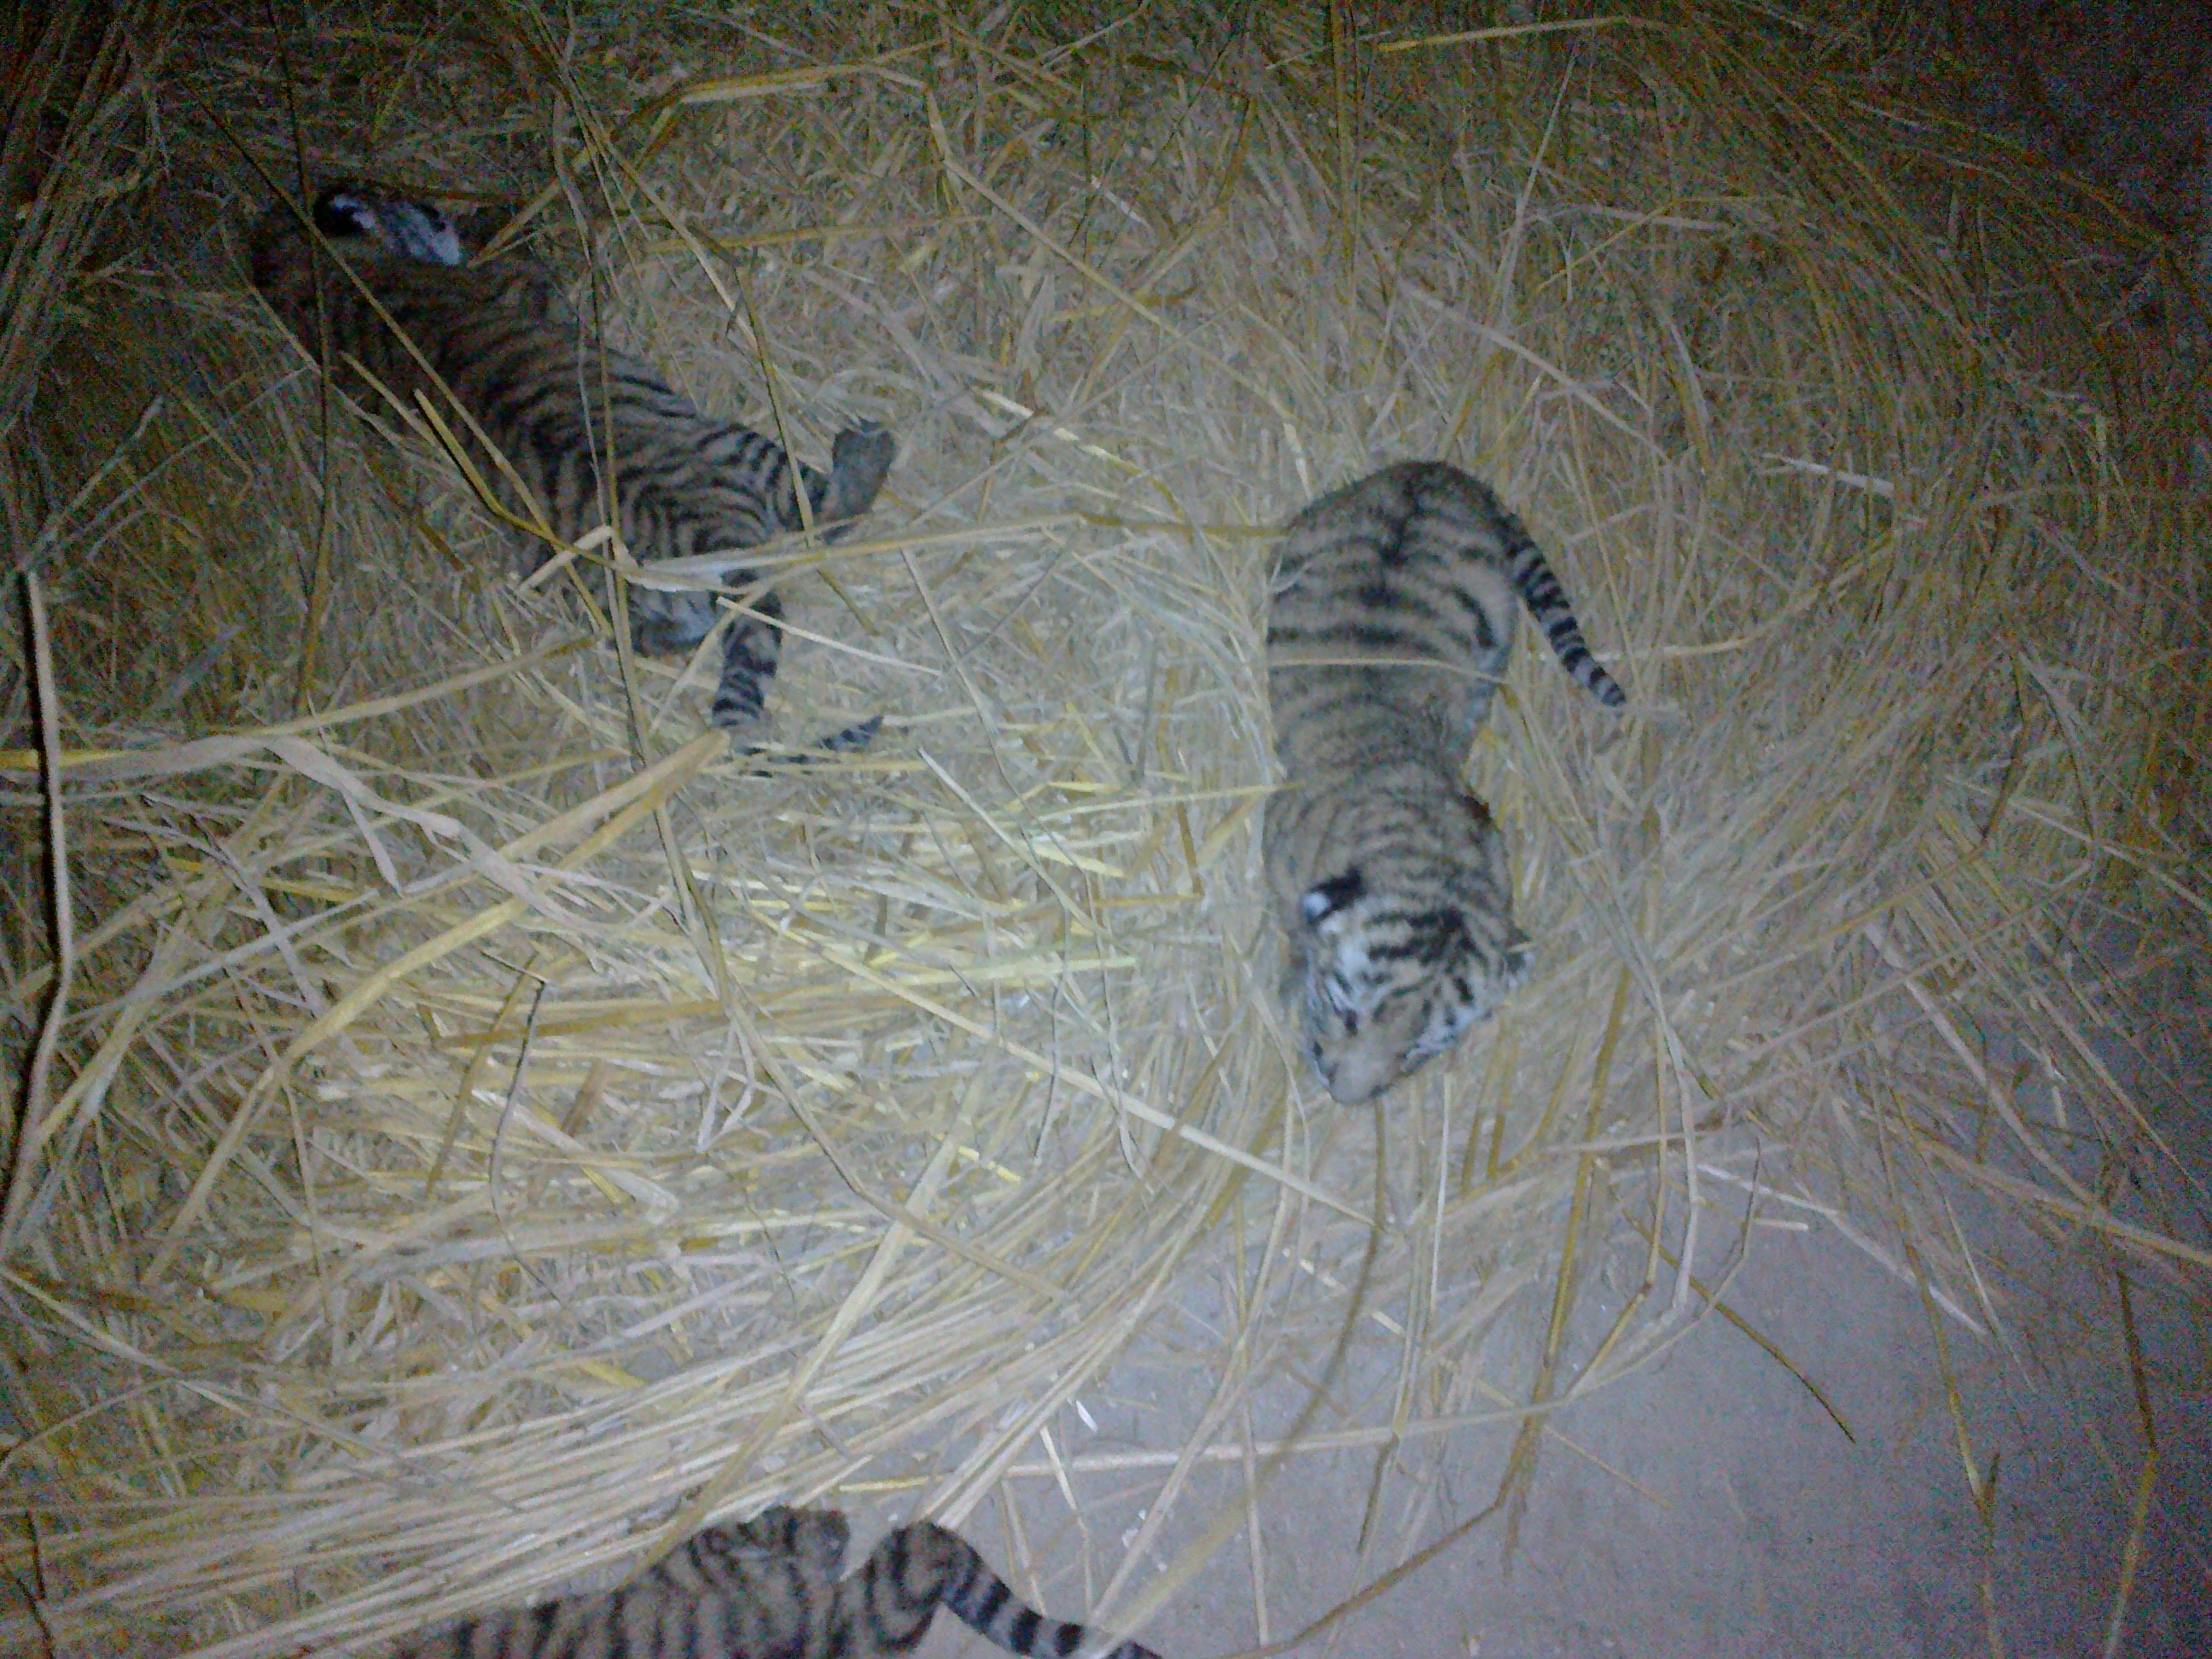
[{"xmin": 1301, "ymin": 866, "xmax": 1365, "ymax": 923}]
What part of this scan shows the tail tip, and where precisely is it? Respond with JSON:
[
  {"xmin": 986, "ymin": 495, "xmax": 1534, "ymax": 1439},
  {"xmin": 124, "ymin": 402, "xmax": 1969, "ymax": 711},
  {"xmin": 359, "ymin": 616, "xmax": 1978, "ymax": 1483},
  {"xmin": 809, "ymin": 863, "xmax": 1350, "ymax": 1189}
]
[
  {"xmin": 731, "ymin": 712, "xmax": 883, "ymax": 772},
  {"xmin": 822, "ymin": 712, "xmax": 884, "ymax": 753}
]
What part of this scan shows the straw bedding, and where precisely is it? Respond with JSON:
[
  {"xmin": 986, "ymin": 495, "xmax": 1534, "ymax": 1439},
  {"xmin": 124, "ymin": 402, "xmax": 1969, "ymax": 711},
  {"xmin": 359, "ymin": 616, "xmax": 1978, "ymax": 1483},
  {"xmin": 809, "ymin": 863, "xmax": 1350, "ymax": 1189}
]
[{"xmin": 3, "ymin": 3, "xmax": 2205, "ymax": 1654}]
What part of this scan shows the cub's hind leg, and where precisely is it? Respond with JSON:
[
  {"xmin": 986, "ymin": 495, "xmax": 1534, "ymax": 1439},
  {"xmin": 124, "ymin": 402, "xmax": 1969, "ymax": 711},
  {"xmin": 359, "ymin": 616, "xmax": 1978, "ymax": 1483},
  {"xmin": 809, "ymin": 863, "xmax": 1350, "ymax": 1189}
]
[{"xmin": 710, "ymin": 424, "xmax": 897, "ymax": 757}]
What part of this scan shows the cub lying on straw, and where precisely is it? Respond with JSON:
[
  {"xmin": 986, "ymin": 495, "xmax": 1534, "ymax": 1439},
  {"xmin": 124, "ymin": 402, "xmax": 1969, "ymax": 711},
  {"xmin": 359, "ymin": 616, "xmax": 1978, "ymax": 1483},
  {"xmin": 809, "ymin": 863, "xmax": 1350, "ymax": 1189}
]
[
  {"xmin": 251, "ymin": 183, "xmax": 893, "ymax": 758},
  {"xmin": 1264, "ymin": 462, "xmax": 1626, "ymax": 1104},
  {"xmin": 388, "ymin": 1507, "xmax": 1161, "ymax": 1659}
]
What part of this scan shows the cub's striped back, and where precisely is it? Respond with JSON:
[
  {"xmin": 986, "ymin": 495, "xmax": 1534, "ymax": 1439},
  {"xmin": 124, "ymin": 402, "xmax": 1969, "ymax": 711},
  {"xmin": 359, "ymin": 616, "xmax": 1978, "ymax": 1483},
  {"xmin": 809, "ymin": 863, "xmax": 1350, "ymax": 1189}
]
[
  {"xmin": 249, "ymin": 183, "xmax": 894, "ymax": 754},
  {"xmin": 1266, "ymin": 460, "xmax": 1622, "ymax": 776},
  {"xmin": 392, "ymin": 1508, "xmax": 1161, "ymax": 1659},
  {"xmin": 1262, "ymin": 461, "xmax": 1625, "ymax": 1103}
]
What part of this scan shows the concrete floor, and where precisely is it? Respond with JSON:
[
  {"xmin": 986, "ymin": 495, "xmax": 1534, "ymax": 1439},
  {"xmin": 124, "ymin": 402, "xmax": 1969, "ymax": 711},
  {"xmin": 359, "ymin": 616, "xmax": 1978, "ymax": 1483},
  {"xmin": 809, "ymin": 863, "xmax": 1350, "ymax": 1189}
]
[
  {"xmin": 896, "ymin": 959, "xmax": 2212, "ymax": 1659},
  {"xmin": 904, "ymin": 1208, "xmax": 2209, "ymax": 1658}
]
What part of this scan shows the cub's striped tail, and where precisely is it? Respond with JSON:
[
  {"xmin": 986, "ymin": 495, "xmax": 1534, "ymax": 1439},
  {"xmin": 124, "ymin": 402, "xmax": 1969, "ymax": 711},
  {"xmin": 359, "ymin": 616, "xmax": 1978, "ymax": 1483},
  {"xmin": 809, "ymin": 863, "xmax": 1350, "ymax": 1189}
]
[
  {"xmin": 1504, "ymin": 527, "xmax": 1627, "ymax": 708},
  {"xmin": 736, "ymin": 713, "xmax": 883, "ymax": 776},
  {"xmin": 934, "ymin": 1527, "xmax": 1161, "ymax": 1659}
]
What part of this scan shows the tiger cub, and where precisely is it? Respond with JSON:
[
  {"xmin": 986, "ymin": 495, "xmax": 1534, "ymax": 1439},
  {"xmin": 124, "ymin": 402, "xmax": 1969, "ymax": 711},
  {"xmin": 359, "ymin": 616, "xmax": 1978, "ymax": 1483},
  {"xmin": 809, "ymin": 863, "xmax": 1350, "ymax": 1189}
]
[
  {"xmin": 1263, "ymin": 461, "xmax": 1625, "ymax": 1104},
  {"xmin": 248, "ymin": 184, "xmax": 894, "ymax": 754},
  {"xmin": 393, "ymin": 1507, "xmax": 1161, "ymax": 1659}
]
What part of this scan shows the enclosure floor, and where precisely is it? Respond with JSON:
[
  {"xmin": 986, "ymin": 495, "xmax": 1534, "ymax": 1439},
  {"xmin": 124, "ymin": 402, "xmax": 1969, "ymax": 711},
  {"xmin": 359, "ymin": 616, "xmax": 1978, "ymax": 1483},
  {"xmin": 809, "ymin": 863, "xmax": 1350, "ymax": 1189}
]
[
  {"xmin": 1247, "ymin": 1247, "xmax": 2203, "ymax": 1657},
  {"xmin": 900, "ymin": 1001, "xmax": 2212, "ymax": 1659},
  {"xmin": 889, "ymin": 1231, "xmax": 2210, "ymax": 1659}
]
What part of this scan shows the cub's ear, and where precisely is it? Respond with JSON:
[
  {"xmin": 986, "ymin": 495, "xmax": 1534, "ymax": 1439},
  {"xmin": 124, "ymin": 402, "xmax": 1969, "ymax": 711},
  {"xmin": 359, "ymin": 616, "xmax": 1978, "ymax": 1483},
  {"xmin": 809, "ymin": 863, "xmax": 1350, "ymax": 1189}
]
[
  {"xmin": 311, "ymin": 187, "xmax": 378, "ymax": 239},
  {"xmin": 1300, "ymin": 867, "xmax": 1365, "ymax": 924}
]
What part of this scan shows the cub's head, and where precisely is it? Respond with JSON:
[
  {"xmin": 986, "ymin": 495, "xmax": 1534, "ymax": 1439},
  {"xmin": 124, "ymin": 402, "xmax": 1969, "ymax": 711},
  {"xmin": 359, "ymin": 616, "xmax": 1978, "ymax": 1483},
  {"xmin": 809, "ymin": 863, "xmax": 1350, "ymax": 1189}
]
[
  {"xmin": 1288, "ymin": 859, "xmax": 1531, "ymax": 1106},
  {"xmin": 250, "ymin": 183, "xmax": 467, "ymax": 300},
  {"xmin": 309, "ymin": 184, "xmax": 465, "ymax": 266}
]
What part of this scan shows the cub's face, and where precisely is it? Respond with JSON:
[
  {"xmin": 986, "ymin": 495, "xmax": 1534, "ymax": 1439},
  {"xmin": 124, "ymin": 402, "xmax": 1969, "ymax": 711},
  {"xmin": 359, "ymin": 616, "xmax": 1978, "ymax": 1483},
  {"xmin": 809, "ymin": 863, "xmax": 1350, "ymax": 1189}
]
[
  {"xmin": 1289, "ymin": 868, "xmax": 1531, "ymax": 1105},
  {"xmin": 311, "ymin": 186, "xmax": 464, "ymax": 265}
]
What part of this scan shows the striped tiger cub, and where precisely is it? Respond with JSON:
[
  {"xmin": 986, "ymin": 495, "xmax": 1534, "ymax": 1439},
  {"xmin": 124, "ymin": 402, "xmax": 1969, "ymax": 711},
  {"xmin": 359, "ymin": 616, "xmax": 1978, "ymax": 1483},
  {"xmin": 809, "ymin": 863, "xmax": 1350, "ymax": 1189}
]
[
  {"xmin": 249, "ymin": 184, "xmax": 894, "ymax": 754},
  {"xmin": 393, "ymin": 1507, "xmax": 1161, "ymax": 1659},
  {"xmin": 1264, "ymin": 461, "xmax": 1626, "ymax": 1104}
]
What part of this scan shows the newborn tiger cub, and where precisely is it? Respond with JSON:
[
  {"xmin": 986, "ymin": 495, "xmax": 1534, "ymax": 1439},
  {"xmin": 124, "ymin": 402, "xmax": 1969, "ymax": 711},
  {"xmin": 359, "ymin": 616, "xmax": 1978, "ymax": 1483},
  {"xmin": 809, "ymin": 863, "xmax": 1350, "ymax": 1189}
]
[
  {"xmin": 249, "ymin": 183, "xmax": 894, "ymax": 754},
  {"xmin": 393, "ymin": 1507, "xmax": 1160, "ymax": 1659},
  {"xmin": 1264, "ymin": 461, "xmax": 1626, "ymax": 1104}
]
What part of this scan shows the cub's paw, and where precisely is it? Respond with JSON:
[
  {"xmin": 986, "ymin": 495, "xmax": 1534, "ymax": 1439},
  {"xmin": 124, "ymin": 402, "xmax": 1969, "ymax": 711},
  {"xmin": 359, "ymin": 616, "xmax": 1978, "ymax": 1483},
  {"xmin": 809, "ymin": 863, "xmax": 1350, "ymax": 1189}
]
[{"xmin": 824, "ymin": 422, "xmax": 896, "ymax": 520}]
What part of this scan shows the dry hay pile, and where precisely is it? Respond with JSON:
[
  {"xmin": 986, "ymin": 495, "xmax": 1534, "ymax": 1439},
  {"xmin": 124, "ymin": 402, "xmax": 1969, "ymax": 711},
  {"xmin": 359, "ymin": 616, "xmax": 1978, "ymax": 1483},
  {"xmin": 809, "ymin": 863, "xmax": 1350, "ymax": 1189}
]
[{"xmin": 3, "ymin": 3, "xmax": 2207, "ymax": 1654}]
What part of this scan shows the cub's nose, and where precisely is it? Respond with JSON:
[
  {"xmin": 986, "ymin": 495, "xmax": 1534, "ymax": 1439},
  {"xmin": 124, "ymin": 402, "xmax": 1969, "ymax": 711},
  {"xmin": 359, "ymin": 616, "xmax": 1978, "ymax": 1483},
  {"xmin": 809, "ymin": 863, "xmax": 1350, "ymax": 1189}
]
[{"xmin": 1323, "ymin": 1051, "xmax": 1400, "ymax": 1105}]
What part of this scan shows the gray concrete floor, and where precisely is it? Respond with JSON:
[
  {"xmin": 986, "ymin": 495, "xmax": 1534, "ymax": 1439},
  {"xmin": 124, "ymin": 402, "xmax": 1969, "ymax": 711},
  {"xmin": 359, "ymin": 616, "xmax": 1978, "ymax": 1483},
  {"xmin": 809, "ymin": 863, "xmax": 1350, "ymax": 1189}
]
[
  {"xmin": 898, "ymin": 957, "xmax": 2212, "ymax": 1659},
  {"xmin": 905, "ymin": 1213, "xmax": 2208, "ymax": 1658}
]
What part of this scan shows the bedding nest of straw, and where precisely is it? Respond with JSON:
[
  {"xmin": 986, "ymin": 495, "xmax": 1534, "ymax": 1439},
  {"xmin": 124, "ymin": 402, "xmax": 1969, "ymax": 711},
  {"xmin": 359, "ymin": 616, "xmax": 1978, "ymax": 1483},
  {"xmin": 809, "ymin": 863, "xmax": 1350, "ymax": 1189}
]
[{"xmin": 2, "ymin": 3, "xmax": 2206, "ymax": 1654}]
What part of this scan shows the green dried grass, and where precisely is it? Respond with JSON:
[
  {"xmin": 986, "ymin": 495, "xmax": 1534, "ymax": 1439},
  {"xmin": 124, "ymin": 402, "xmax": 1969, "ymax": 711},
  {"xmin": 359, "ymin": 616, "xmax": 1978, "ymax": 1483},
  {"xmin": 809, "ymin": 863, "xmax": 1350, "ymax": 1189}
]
[{"xmin": 3, "ymin": 3, "xmax": 2206, "ymax": 1655}]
